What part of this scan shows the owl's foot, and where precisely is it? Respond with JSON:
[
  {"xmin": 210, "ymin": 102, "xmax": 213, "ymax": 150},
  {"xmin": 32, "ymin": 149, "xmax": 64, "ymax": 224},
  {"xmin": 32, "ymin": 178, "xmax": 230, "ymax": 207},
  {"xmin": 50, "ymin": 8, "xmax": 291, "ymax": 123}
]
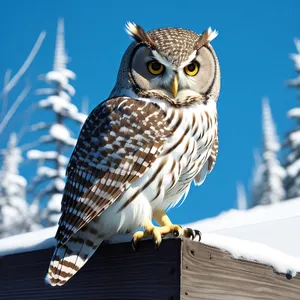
[
  {"xmin": 153, "ymin": 210, "xmax": 202, "ymax": 241},
  {"xmin": 131, "ymin": 220, "xmax": 173, "ymax": 250},
  {"xmin": 131, "ymin": 211, "xmax": 202, "ymax": 251}
]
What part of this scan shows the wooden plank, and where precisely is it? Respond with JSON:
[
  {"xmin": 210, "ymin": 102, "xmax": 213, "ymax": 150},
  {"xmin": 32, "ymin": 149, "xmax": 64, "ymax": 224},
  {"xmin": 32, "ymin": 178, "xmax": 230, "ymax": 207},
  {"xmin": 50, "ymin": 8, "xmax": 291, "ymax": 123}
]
[
  {"xmin": 181, "ymin": 239, "xmax": 300, "ymax": 300},
  {"xmin": 0, "ymin": 239, "xmax": 181, "ymax": 300}
]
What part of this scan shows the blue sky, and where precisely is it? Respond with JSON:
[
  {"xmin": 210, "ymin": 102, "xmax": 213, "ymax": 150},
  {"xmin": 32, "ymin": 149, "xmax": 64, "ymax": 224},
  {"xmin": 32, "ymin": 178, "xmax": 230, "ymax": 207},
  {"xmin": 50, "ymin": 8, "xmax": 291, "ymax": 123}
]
[{"xmin": 0, "ymin": 0, "xmax": 300, "ymax": 224}]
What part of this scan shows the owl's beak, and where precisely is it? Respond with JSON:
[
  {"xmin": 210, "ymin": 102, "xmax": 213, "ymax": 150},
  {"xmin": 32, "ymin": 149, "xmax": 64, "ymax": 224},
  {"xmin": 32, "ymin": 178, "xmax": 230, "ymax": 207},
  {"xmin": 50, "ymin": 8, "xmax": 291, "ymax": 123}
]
[{"xmin": 170, "ymin": 74, "xmax": 178, "ymax": 98}]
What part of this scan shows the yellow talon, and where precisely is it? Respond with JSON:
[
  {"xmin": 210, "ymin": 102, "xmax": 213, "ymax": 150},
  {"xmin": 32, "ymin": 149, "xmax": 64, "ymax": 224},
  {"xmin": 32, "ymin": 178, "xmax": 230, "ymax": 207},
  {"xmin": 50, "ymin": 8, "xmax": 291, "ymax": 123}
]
[{"xmin": 132, "ymin": 210, "xmax": 200, "ymax": 251}]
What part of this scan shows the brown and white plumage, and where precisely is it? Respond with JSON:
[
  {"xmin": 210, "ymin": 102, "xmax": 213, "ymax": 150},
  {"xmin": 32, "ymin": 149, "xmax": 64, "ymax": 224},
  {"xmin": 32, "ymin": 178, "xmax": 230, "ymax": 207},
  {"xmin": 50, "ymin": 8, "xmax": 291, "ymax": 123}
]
[{"xmin": 47, "ymin": 22, "xmax": 220, "ymax": 286}]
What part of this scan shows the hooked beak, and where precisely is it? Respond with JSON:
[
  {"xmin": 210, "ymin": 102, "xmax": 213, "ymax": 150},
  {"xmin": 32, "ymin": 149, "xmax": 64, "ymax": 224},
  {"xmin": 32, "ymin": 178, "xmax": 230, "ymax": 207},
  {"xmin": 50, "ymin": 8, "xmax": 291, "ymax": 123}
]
[{"xmin": 170, "ymin": 74, "xmax": 178, "ymax": 98}]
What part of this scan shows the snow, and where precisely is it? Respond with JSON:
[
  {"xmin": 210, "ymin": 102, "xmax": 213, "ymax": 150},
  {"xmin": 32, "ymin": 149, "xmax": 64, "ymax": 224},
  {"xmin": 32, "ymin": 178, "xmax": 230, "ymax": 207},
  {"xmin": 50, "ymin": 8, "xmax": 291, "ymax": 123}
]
[
  {"xmin": 287, "ymin": 39, "xmax": 300, "ymax": 86},
  {"xmin": 0, "ymin": 200, "xmax": 299, "ymax": 277},
  {"xmin": 38, "ymin": 95, "xmax": 86, "ymax": 123},
  {"xmin": 290, "ymin": 38, "xmax": 300, "ymax": 72},
  {"xmin": 54, "ymin": 178, "xmax": 65, "ymax": 191},
  {"xmin": 201, "ymin": 234, "xmax": 300, "ymax": 277},
  {"xmin": 48, "ymin": 193, "xmax": 62, "ymax": 211},
  {"xmin": 37, "ymin": 166, "xmax": 57, "ymax": 178},
  {"xmin": 61, "ymin": 69, "xmax": 76, "ymax": 80},
  {"xmin": 0, "ymin": 226, "xmax": 56, "ymax": 257},
  {"xmin": 186, "ymin": 198, "xmax": 300, "ymax": 258},
  {"xmin": 49, "ymin": 124, "xmax": 76, "ymax": 146},
  {"xmin": 288, "ymin": 107, "xmax": 300, "ymax": 118},
  {"xmin": 251, "ymin": 99, "xmax": 285, "ymax": 206},
  {"xmin": 39, "ymin": 95, "xmax": 76, "ymax": 113},
  {"xmin": 0, "ymin": 223, "xmax": 299, "ymax": 277},
  {"xmin": 286, "ymin": 159, "xmax": 300, "ymax": 177},
  {"xmin": 0, "ymin": 133, "xmax": 37, "ymax": 237},
  {"xmin": 27, "ymin": 150, "xmax": 68, "ymax": 165},
  {"xmin": 45, "ymin": 71, "xmax": 67, "ymax": 86},
  {"xmin": 262, "ymin": 98, "xmax": 280, "ymax": 152},
  {"xmin": 289, "ymin": 131, "xmax": 300, "ymax": 147},
  {"xmin": 236, "ymin": 182, "xmax": 247, "ymax": 210}
]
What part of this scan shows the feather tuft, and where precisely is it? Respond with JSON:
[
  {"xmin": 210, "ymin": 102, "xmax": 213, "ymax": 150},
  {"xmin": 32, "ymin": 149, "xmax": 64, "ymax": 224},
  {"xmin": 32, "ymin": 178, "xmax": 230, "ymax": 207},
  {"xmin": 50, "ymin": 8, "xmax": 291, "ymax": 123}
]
[
  {"xmin": 207, "ymin": 27, "xmax": 218, "ymax": 42},
  {"xmin": 125, "ymin": 22, "xmax": 139, "ymax": 39},
  {"xmin": 194, "ymin": 27, "xmax": 218, "ymax": 50},
  {"xmin": 125, "ymin": 22, "xmax": 157, "ymax": 48}
]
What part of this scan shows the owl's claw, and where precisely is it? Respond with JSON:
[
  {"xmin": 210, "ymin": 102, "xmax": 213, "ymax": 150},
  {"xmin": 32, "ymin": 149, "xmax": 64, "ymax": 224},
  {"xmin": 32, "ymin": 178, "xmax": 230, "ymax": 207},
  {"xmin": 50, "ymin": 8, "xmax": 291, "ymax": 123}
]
[
  {"xmin": 132, "ymin": 223, "xmax": 172, "ymax": 250},
  {"xmin": 183, "ymin": 228, "xmax": 202, "ymax": 242},
  {"xmin": 131, "ymin": 238, "xmax": 140, "ymax": 251}
]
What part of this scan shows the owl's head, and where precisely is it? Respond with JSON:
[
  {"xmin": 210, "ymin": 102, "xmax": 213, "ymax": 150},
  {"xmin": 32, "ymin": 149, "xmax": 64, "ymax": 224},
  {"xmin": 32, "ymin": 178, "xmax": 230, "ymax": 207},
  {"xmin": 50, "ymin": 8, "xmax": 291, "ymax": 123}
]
[{"xmin": 110, "ymin": 22, "xmax": 220, "ymax": 106}]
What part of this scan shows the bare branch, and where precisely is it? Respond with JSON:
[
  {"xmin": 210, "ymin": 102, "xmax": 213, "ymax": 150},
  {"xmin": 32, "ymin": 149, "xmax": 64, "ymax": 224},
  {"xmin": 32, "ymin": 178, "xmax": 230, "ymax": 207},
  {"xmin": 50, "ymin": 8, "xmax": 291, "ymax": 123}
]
[
  {"xmin": 2, "ymin": 31, "xmax": 46, "ymax": 96},
  {"xmin": 16, "ymin": 103, "xmax": 39, "ymax": 141},
  {"xmin": 0, "ymin": 84, "xmax": 31, "ymax": 134},
  {"xmin": 1, "ymin": 69, "xmax": 12, "ymax": 118}
]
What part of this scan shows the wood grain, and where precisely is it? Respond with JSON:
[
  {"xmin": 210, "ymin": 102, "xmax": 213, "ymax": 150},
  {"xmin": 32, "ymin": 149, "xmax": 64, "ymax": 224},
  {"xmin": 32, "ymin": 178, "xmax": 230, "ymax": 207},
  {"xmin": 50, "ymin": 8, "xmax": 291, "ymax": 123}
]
[
  {"xmin": 181, "ymin": 239, "xmax": 300, "ymax": 300},
  {"xmin": 0, "ymin": 239, "xmax": 181, "ymax": 300},
  {"xmin": 1, "ymin": 238, "xmax": 299, "ymax": 300}
]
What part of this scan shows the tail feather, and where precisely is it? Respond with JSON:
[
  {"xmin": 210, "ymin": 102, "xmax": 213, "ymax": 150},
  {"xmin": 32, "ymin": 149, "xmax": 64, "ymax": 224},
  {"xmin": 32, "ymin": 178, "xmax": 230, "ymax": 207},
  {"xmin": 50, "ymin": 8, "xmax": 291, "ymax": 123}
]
[{"xmin": 46, "ymin": 225, "xmax": 103, "ymax": 286}]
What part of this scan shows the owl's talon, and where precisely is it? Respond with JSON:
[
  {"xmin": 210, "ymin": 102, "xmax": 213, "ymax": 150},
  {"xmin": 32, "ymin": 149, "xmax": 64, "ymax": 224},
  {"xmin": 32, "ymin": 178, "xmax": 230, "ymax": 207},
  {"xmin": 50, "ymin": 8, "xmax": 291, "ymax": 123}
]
[
  {"xmin": 183, "ymin": 228, "xmax": 202, "ymax": 242},
  {"xmin": 173, "ymin": 230, "xmax": 180, "ymax": 237},
  {"xmin": 154, "ymin": 239, "xmax": 161, "ymax": 249},
  {"xmin": 131, "ymin": 238, "xmax": 139, "ymax": 251}
]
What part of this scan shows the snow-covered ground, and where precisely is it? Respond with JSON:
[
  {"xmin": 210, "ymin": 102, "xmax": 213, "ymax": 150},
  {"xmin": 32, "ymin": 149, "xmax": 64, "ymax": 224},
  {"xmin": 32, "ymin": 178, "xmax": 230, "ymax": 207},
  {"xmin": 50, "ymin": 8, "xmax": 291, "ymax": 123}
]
[
  {"xmin": 186, "ymin": 197, "xmax": 300, "ymax": 258},
  {"xmin": 0, "ymin": 198, "xmax": 299, "ymax": 277}
]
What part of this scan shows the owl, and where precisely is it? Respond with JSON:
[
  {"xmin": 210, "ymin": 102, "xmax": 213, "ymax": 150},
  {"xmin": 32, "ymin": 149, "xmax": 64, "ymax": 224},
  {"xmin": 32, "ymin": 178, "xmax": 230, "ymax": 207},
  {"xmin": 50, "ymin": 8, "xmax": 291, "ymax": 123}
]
[{"xmin": 47, "ymin": 22, "xmax": 220, "ymax": 286}]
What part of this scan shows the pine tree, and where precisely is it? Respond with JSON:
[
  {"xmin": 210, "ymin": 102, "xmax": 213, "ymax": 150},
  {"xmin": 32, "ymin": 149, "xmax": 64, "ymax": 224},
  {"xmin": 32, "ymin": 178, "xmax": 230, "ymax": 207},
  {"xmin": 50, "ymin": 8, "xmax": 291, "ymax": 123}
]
[
  {"xmin": 236, "ymin": 182, "xmax": 247, "ymax": 210},
  {"xmin": 0, "ymin": 133, "xmax": 34, "ymax": 237},
  {"xmin": 250, "ymin": 150, "xmax": 264, "ymax": 207},
  {"xmin": 27, "ymin": 19, "xmax": 86, "ymax": 226},
  {"xmin": 251, "ymin": 99, "xmax": 285, "ymax": 206},
  {"xmin": 284, "ymin": 38, "xmax": 300, "ymax": 198}
]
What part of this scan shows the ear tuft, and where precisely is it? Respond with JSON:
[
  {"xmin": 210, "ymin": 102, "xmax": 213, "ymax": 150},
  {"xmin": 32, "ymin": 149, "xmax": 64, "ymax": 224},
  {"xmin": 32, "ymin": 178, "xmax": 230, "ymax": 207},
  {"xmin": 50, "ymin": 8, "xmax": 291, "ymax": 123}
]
[
  {"xmin": 125, "ymin": 22, "xmax": 157, "ymax": 48},
  {"xmin": 207, "ymin": 27, "xmax": 218, "ymax": 42},
  {"xmin": 194, "ymin": 27, "xmax": 218, "ymax": 50}
]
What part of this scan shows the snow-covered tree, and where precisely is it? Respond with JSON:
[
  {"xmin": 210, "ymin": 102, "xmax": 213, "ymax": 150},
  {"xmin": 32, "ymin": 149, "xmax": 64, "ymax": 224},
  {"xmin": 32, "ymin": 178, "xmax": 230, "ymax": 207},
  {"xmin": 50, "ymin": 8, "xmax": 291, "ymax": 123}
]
[
  {"xmin": 286, "ymin": 39, "xmax": 300, "ymax": 89},
  {"xmin": 27, "ymin": 19, "xmax": 86, "ymax": 226},
  {"xmin": 284, "ymin": 38, "xmax": 300, "ymax": 198},
  {"xmin": 250, "ymin": 150, "xmax": 264, "ymax": 207},
  {"xmin": 236, "ymin": 182, "xmax": 247, "ymax": 210},
  {"xmin": 0, "ymin": 133, "xmax": 36, "ymax": 237},
  {"xmin": 251, "ymin": 99, "xmax": 285, "ymax": 207}
]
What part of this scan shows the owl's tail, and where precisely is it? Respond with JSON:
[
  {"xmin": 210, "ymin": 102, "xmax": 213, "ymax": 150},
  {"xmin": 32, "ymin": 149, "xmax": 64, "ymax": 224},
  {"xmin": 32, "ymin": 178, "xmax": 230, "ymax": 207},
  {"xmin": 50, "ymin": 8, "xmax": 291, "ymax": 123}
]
[{"xmin": 46, "ymin": 227, "xmax": 104, "ymax": 286}]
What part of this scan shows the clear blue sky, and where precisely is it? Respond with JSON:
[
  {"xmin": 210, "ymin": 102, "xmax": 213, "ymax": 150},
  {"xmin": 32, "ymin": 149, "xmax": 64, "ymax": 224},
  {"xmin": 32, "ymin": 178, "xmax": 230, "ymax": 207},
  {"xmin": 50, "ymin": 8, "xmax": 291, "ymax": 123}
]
[{"xmin": 0, "ymin": 0, "xmax": 300, "ymax": 224}]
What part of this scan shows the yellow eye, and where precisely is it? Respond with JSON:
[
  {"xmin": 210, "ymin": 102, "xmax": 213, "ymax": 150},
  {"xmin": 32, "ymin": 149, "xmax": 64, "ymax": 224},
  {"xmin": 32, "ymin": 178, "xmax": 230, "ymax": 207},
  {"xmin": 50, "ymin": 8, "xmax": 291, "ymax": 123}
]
[
  {"xmin": 147, "ymin": 61, "xmax": 164, "ymax": 75},
  {"xmin": 184, "ymin": 62, "xmax": 199, "ymax": 76}
]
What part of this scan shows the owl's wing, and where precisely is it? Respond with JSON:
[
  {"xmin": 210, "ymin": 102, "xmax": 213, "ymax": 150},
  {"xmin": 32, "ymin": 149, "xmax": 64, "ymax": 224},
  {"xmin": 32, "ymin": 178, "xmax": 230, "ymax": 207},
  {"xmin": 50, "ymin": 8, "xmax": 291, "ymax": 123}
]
[
  {"xmin": 56, "ymin": 97, "xmax": 171, "ymax": 247},
  {"xmin": 194, "ymin": 137, "xmax": 219, "ymax": 186}
]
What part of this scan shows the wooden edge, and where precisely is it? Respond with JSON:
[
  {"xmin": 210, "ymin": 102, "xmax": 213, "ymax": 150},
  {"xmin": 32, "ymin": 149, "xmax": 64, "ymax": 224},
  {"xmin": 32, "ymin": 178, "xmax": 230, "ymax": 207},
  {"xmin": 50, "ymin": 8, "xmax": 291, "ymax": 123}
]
[{"xmin": 180, "ymin": 238, "xmax": 300, "ymax": 300}]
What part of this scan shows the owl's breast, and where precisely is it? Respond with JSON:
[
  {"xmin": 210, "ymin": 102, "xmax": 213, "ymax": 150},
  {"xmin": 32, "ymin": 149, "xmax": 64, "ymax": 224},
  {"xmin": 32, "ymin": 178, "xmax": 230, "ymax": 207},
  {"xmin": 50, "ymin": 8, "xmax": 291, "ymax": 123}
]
[{"xmin": 158, "ymin": 102, "xmax": 218, "ymax": 207}]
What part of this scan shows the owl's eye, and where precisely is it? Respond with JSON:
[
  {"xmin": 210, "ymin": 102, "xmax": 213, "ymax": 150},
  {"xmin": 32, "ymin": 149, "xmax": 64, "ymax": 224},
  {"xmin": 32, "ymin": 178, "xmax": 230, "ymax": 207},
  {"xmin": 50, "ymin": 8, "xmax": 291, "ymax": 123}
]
[
  {"xmin": 184, "ymin": 62, "xmax": 199, "ymax": 76},
  {"xmin": 147, "ymin": 61, "xmax": 164, "ymax": 75}
]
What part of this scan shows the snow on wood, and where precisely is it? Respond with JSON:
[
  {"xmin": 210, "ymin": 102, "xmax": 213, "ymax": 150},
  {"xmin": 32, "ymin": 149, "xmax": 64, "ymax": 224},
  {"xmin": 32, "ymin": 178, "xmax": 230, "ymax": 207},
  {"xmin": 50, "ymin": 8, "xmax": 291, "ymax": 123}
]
[
  {"xmin": 201, "ymin": 233, "xmax": 300, "ymax": 277},
  {"xmin": 186, "ymin": 198, "xmax": 300, "ymax": 258},
  {"xmin": 0, "ymin": 223, "xmax": 299, "ymax": 278},
  {"xmin": 0, "ymin": 226, "xmax": 56, "ymax": 257}
]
